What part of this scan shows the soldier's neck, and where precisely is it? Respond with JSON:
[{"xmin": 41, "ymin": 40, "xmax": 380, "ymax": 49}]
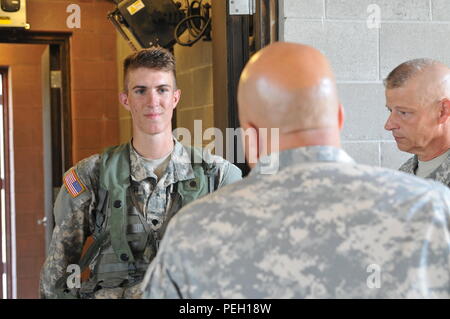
[
  {"xmin": 417, "ymin": 134, "xmax": 450, "ymax": 162},
  {"xmin": 279, "ymin": 127, "xmax": 341, "ymax": 151},
  {"xmin": 132, "ymin": 130, "xmax": 174, "ymax": 160}
]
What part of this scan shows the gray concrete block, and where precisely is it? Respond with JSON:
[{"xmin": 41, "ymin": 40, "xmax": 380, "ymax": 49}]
[
  {"xmin": 284, "ymin": 20, "xmax": 378, "ymax": 81},
  {"xmin": 431, "ymin": 0, "xmax": 450, "ymax": 21},
  {"xmin": 380, "ymin": 141, "xmax": 412, "ymax": 170},
  {"xmin": 380, "ymin": 23, "xmax": 450, "ymax": 79},
  {"xmin": 175, "ymin": 40, "xmax": 213, "ymax": 71},
  {"xmin": 193, "ymin": 66, "xmax": 213, "ymax": 107},
  {"xmin": 342, "ymin": 142, "xmax": 380, "ymax": 166},
  {"xmin": 338, "ymin": 83, "xmax": 393, "ymax": 140},
  {"xmin": 283, "ymin": 0, "xmax": 324, "ymax": 18},
  {"xmin": 174, "ymin": 44, "xmax": 191, "ymax": 71},
  {"xmin": 326, "ymin": 0, "xmax": 430, "ymax": 21}
]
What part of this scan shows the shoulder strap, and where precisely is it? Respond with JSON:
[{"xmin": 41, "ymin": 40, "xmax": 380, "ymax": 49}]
[{"xmin": 99, "ymin": 144, "xmax": 135, "ymax": 263}]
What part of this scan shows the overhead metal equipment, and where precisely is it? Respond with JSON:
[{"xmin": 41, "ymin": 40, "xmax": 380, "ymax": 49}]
[
  {"xmin": 108, "ymin": 0, "xmax": 212, "ymax": 50},
  {"xmin": 0, "ymin": 0, "xmax": 29, "ymax": 29}
]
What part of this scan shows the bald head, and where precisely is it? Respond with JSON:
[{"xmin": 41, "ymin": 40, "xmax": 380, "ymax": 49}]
[{"xmin": 238, "ymin": 42, "xmax": 341, "ymax": 135}]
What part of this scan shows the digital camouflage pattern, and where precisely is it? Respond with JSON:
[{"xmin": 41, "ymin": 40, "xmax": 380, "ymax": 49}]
[
  {"xmin": 39, "ymin": 138, "xmax": 241, "ymax": 299},
  {"xmin": 399, "ymin": 152, "xmax": 450, "ymax": 188},
  {"xmin": 142, "ymin": 146, "xmax": 450, "ymax": 299}
]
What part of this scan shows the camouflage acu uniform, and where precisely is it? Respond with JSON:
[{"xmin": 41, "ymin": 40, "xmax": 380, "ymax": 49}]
[
  {"xmin": 142, "ymin": 146, "xmax": 450, "ymax": 298},
  {"xmin": 39, "ymin": 138, "xmax": 241, "ymax": 299},
  {"xmin": 399, "ymin": 152, "xmax": 450, "ymax": 188}
]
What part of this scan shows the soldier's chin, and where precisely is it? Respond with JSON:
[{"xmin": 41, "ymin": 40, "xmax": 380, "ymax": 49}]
[{"xmin": 396, "ymin": 143, "xmax": 411, "ymax": 153}]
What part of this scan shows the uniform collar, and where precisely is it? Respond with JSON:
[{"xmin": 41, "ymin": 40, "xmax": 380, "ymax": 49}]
[
  {"xmin": 400, "ymin": 150, "xmax": 450, "ymax": 186},
  {"xmin": 250, "ymin": 145, "xmax": 355, "ymax": 176},
  {"xmin": 129, "ymin": 138, "xmax": 195, "ymax": 184}
]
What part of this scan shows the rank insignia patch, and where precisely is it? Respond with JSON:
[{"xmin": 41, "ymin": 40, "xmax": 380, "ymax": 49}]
[{"xmin": 63, "ymin": 169, "xmax": 86, "ymax": 198}]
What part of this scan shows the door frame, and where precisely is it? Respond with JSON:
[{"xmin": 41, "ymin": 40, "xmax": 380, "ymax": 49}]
[
  {"xmin": 0, "ymin": 30, "xmax": 72, "ymax": 298},
  {"xmin": 0, "ymin": 30, "xmax": 73, "ymax": 179},
  {"xmin": 212, "ymin": 0, "xmax": 279, "ymax": 176},
  {"xmin": 0, "ymin": 67, "xmax": 11, "ymax": 299}
]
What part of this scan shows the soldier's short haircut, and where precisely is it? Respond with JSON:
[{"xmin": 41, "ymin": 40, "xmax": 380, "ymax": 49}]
[
  {"xmin": 384, "ymin": 58, "xmax": 441, "ymax": 89},
  {"xmin": 123, "ymin": 47, "xmax": 177, "ymax": 90}
]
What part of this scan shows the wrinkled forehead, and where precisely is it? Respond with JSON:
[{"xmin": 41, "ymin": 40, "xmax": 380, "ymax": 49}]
[{"xmin": 385, "ymin": 82, "xmax": 433, "ymax": 109}]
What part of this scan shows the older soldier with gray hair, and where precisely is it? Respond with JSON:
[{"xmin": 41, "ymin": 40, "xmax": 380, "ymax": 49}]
[
  {"xmin": 384, "ymin": 59, "xmax": 450, "ymax": 187},
  {"xmin": 141, "ymin": 42, "xmax": 450, "ymax": 298}
]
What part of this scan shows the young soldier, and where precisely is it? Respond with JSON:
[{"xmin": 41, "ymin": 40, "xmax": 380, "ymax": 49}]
[{"xmin": 40, "ymin": 47, "xmax": 241, "ymax": 299}]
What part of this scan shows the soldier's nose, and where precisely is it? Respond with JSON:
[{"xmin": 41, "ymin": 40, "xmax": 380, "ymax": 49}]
[{"xmin": 384, "ymin": 115, "xmax": 395, "ymax": 131}]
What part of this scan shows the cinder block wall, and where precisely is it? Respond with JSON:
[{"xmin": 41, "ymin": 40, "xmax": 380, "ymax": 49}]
[
  {"xmin": 281, "ymin": 0, "xmax": 450, "ymax": 169},
  {"xmin": 175, "ymin": 39, "xmax": 214, "ymax": 148},
  {"xmin": 117, "ymin": 37, "xmax": 134, "ymax": 144},
  {"xmin": 175, "ymin": 0, "xmax": 214, "ymax": 148}
]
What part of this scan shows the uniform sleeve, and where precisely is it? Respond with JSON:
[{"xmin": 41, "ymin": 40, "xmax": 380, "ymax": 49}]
[
  {"xmin": 217, "ymin": 161, "xmax": 242, "ymax": 187},
  {"xmin": 141, "ymin": 253, "xmax": 184, "ymax": 299},
  {"xmin": 39, "ymin": 157, "xmax": 99, "ymax": 299},
  {"xmin": 420, "ymin": 186, "xmax": 450, "ymax": 298}
]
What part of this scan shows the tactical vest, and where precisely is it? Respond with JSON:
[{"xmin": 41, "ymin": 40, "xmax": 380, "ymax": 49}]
[{"xmin": 56, "ymin": 143, "xmax": 218, "ymax": 298}]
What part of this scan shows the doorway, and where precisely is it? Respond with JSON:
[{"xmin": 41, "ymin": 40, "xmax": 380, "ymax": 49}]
[{"xmin": 0, "ymin": 31, "xmax": 72, "ymax": 299}]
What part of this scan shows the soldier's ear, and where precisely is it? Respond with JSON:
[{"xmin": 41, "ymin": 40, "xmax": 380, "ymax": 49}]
[
  {"xmin": 172, "ymin": 89, "xmax": 181, "ymax": 109},
  {"xmin": 438, "ymin": 98, "xmax": 450, "ymax": 124},
  {"xmin": 338, "ymin": 103, "xmax": 345, "ymax": 131},
  {"xmin": 119, "ymin": 92, "xmax": 131, "ymax": 111},
  {"xmin": 242, "ymin": 123, "xmax": 259, "ymax": 169}
]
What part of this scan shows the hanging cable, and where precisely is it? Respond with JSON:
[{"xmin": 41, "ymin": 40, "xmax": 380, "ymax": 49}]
[{"xmin": 174, "ymin": 0, "xmax": 211, "ymax": 47}]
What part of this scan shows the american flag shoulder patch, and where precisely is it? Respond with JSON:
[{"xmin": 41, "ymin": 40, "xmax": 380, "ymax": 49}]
[{"xmin": 63, "ymin": 169, "xmax": 86, "ymax": 198}]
